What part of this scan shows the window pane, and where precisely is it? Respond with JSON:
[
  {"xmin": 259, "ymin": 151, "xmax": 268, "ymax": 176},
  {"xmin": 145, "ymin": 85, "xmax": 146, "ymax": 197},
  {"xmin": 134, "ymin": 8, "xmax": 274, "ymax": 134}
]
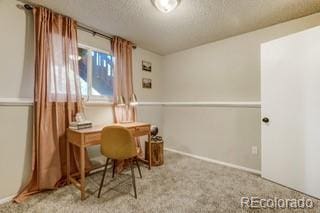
[
  {"xmin": 91, "ymin": 51, "xmax": 113, "ymax": 97},
  {"xmin": 78, "ymin": 48, "xmax": 89, "ymax": 96}
]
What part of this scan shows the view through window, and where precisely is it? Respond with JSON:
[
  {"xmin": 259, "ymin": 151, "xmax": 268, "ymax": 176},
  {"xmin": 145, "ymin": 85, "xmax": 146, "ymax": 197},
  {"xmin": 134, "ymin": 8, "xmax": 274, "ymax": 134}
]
[{"xmin": 78, "ymin": 46, "xmax": 114, "ymax": 101}]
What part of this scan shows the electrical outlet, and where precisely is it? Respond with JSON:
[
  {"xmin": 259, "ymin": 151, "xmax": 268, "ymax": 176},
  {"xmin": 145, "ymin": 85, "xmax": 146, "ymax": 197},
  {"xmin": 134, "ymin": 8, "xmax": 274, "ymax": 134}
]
[{"xmin": 252, "ymin": 146, "xmax": 258, "ymax": 155}]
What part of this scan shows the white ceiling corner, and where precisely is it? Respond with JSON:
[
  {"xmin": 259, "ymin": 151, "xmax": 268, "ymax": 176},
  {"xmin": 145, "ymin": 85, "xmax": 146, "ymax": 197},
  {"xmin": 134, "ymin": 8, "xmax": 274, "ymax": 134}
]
[{"xmin": 29, "ymin": 0, "xmax": 320, "ymax": 55}]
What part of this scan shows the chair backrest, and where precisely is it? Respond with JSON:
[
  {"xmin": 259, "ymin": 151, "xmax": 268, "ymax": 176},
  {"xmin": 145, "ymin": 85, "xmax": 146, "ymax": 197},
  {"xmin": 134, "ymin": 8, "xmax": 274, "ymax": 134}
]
[{"xmin": 100, "ymin": 126, "xmax": 137, "ymax": 160}]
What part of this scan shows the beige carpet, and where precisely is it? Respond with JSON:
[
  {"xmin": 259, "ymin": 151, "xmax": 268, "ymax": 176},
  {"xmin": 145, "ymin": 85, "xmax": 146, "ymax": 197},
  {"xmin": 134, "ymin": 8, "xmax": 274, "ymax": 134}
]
[{"xmin": 0, "ymin": 151, "xmax": 319, "ymax": 213}]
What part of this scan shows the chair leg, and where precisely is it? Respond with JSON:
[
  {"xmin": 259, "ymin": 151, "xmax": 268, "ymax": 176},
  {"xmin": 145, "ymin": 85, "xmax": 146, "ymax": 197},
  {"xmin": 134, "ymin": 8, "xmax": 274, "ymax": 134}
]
[
  {"xmin": 112, "ymin": 160, "xmax": 116, "ymax": 178},
  {"xmin": 135, "ymin": 158, "xmax": 142, "ymax": 178},
  {"xmin": 98, "ymin": 158, "xmax": 110, "ymax": 198},
  {"xmin": 130, "ymin": 160, "xmax": 137, "ymax": 199}
]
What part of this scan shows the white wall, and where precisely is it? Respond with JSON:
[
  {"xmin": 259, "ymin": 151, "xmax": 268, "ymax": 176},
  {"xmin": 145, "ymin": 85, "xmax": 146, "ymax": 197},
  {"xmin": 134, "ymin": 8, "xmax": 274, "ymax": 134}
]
[
  {"xmin": 163, "ymin": 13, "xmax": 320, "ymax": 101},
  {"xmin": 0, "ymin": 1, "xmax": 34, "ymax": 99},
  {"xmin": 0, "ymin": 0, "xmax": 163, "ymax": 200},
  {"xmin": 133, "ymin": 48, "xmax": 163, "ymax": 102},
  {"xmin": 162, "ymin": 13, "xmax": 320, "ymax": 171},
  {"xmin": 0, "ymin": 106, "xmax": 33, "ymax": 201},
  {"xmin": 133, "ymin": 48, "xmax": 164, "ymax": 136},
  {"xmin": 0, "ymin": 0, "xmax": 34, "ymax": 201}
]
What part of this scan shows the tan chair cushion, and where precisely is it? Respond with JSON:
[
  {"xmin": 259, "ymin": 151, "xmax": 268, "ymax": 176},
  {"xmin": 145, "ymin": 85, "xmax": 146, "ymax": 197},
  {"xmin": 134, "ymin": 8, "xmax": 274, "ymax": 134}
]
[{"xmin": 100, "ymin": 126, "xmax": 137, "ymax": 160}]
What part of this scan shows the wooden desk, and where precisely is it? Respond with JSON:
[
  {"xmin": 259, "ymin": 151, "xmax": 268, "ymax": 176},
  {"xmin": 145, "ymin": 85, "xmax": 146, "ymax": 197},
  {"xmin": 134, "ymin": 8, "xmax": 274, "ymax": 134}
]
[{"xmin": 66, "ymin": 122, "xmax": 151, "ymax": 200}]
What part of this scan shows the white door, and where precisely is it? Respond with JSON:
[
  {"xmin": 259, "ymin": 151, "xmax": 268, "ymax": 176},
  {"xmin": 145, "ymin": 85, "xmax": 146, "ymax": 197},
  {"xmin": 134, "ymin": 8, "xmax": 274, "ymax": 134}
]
[{"xmin": 261, "ymin": 26, "xmax": 320, "ymax": 198}]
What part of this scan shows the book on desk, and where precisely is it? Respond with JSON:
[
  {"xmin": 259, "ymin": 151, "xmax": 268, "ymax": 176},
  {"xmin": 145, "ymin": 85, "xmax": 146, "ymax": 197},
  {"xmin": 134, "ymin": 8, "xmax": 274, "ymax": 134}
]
[{"xmin": 69, "ymin": 121, "xmax": 93, "ymax": 130}]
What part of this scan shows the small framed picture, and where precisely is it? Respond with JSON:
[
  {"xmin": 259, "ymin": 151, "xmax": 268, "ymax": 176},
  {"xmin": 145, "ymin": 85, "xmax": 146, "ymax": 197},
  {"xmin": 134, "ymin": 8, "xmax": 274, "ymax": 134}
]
[
  {"xmin": 142, "ymin": 60, "xmax": 152, "ymax": 72},
  {"xmin": 142, "ymin": 78, "xmax": 152, "ymax": 89}
]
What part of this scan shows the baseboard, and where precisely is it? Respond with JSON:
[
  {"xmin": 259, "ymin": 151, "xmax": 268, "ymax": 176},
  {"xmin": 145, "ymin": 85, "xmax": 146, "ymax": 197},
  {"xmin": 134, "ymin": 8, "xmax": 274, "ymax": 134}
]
[
  {"xmin": 164, "ymin": 148, "xmax": 261, "ymax": 175},
  {"xmin": 0, "ymin": 194, "xmax": 15, "ymax": 205}
]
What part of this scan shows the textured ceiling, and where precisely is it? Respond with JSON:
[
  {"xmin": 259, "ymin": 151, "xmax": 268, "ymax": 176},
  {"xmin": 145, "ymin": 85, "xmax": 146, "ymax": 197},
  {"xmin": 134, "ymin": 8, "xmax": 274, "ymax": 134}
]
[{"xmin": 29, "ymin": 0, "xmax": 320, "ymax": 55}]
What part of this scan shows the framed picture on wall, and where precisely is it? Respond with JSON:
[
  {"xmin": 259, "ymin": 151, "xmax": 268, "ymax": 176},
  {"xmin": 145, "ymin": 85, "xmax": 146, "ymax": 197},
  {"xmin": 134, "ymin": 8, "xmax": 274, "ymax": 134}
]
[
  {"xmin": 142, "ymin": 78, "xmax": 152, "ymax": 89},
  {"xmin": 142, "ymin": 60, "xmax": 152, "ymax": 72}
]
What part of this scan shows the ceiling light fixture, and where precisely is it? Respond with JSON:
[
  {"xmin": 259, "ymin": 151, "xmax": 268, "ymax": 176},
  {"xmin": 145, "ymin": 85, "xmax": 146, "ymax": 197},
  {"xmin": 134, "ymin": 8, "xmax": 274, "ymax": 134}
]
[{"xmin": 152, "ymin": 0, "xmax": 181, "ymax": 13}]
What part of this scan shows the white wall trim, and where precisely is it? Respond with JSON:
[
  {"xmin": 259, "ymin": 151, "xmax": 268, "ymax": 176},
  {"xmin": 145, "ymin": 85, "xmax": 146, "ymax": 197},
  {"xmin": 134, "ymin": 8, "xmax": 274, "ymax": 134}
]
[
  {"xmin": 84, "ymin": 101, "xmax": 113, "ymax": 107},
  {"xmin": 138, "ymin": 101, "xmax": 261, "ymax": 108},
  {"xmin": 165, "ymin": 147, "xmax": 261, "ymax": 175},
  {"xmin": 0, "ymin": 98, "xmax": 33, "ymax": 106},
  {"xmin": 138, "ymin": 102, "xmax": 164, "ymax": 106},
  {"xmin": 0, "ymin": 194, "xmax": 16, "ymax": 205},
  {"xmin": 0, "ymin": 100, "xmax": 261, "ymax": 108}
]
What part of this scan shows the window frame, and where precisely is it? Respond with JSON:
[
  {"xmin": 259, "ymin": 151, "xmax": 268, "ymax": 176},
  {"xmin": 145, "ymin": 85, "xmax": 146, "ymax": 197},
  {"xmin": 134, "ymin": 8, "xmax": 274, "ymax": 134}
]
[{"xmin": 78, "ymin": 43, "xmax": 114, "ymax": 103}]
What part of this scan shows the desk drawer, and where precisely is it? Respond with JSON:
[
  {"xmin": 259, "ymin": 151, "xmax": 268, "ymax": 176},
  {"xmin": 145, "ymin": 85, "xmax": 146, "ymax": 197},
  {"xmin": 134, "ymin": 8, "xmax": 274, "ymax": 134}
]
[
  {"xmin": 84, "ymin": 133, "xmax": 101, "ymax": 145},
  {"xmin": 132, "ymin": 126, "xmax": 150, "ymax": 137}
]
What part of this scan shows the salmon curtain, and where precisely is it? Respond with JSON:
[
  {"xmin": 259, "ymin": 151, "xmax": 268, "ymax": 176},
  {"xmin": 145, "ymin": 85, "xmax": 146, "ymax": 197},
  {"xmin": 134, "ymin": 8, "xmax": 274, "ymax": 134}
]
[
  {"xmin": 15, "ymin": 6, "xmax": 91, "ymax": 202},
  {"xmin": 111, "ymin": 37, "xmax": 143, "ymax": 171},
  {"xmin": 112, "ymin": 37, "xmax": 136, "ymax": 123}
]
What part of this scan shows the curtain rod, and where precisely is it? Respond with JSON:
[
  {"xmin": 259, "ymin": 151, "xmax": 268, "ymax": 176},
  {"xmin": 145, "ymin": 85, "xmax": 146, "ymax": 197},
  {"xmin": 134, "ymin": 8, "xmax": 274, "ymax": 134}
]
[{"xmin": 22, "ymin": 4, "xmax": 137, "ymax": 49}]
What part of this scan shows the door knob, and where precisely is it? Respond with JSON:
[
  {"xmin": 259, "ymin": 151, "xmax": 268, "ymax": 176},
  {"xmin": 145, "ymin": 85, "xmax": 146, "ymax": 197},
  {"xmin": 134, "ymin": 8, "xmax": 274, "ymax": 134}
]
[{"xmin": 262, "ymin": 117, "xmax": 269, "ymax": 123}]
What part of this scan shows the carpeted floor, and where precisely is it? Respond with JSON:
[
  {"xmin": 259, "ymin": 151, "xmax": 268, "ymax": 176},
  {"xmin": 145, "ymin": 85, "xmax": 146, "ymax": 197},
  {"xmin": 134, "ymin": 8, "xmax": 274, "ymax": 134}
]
[{"xmin": 0, "ymin": 151, "xmax": 319, "ymax": 213}]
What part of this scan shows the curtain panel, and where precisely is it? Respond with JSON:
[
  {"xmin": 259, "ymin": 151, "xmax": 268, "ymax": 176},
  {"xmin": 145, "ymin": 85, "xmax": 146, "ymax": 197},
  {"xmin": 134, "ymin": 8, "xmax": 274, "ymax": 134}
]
[
  {"xmin": 111, "ymin": 37, "xmax": 143, "ymax": 172},
  {"xmin": 15, "ymin": 6, "xmax": 91, "ymax": 203},
  {"xmin": 112, "ymin": 37, "xmax": 135, "ymax": 123}
]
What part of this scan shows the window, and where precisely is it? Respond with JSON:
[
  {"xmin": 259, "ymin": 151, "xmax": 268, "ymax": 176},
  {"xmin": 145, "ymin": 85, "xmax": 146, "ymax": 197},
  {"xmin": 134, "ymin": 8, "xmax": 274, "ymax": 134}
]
[{"xmin": 78, "ymin": 45, "xmax": 114, "ymax": 101}]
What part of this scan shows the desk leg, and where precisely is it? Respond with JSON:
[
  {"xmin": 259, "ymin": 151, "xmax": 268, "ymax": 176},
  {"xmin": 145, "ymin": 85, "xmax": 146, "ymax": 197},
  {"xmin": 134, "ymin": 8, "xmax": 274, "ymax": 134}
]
[
  {"xmin": 80, "ymin": 144, "xmax": 85, "ymax": 200},
  {"xmin": 148, "ymin": 133, "xmax": 151, "ymax": 170},
  {"xmin": 67, "ymin": 140, "xmax": 70, "ymax": 184}
]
